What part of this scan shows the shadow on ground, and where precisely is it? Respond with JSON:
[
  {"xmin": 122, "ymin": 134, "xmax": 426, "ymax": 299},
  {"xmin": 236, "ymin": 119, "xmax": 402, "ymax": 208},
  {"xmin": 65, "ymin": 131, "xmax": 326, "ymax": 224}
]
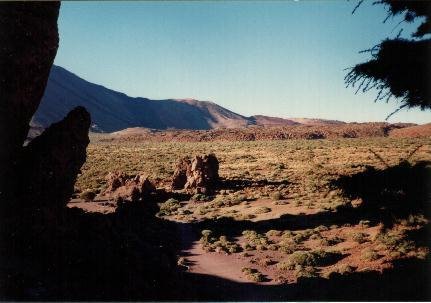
[
  {"xmin": 1, "ymin": 162, "xmax": 430, "ymax": 300},
  {"xmin": 217, "ymin": 177, "xmax": 290, "ymax": 191},
  {"xmin": 188, "ymin": 161, "xmax": 431, "ymax": 237}
]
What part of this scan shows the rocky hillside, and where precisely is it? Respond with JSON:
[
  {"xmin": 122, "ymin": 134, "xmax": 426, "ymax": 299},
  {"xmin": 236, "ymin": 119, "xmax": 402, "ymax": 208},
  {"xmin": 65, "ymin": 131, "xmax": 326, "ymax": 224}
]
[
  {"xmin": 32, "ymin": 66, "xmax": 346, "ymax": 133},
  {"xmin": 389, "ymin": 123, "xmax": 431, "ymax": 138}
]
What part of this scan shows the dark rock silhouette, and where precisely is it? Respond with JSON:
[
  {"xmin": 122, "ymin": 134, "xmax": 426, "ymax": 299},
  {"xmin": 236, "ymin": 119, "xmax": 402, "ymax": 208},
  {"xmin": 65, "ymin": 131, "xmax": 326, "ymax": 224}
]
[
  {"xmin": 18, "ymin": 107, "xmax": 90, "ymax": 209},
  {"xmin": 171, "ymin": 154, "xmax": 219, "ymax": 194},
  {"xmin": 0, "ymin": 2, "xmax": 60, "ymax": 195}
]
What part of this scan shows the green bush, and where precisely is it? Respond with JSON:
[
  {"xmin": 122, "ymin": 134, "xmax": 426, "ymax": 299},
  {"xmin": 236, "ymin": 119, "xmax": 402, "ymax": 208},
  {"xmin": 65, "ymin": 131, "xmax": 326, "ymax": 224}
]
[
  {"xmin": 295, "ymin": 265, "xmax": 319, "ymax": 279},
  {"xmin": 279, "ymin": 250, "xmax": 342, "ymax": 270},
  {"xmin": 376, "ymin": 231, "xmax": 415, "ymax": 255},
  {"xmin": 200, "ymin": 230, "xmax": 241, "ymax": 254},
  {"xmin": 351, "ymin": 232, "xmax": 369, "ymax": 244},
  {"xmin": 157, "ymin": 198, "xmax": 181, "ymax": 216},
  {"xmin": 242, "ymin": 230, "xmax": 271, "ymax": 250},
  {"xmin": 241, "ymin": 267, "xmax": 265, "ymax": 282}
]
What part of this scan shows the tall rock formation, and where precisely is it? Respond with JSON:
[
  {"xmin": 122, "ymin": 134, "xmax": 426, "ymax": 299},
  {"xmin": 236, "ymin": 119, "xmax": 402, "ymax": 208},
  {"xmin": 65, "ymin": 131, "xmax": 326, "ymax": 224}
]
[{"xmin": 0, "ymin": 2, "xmax": 61, "ymax": 198}]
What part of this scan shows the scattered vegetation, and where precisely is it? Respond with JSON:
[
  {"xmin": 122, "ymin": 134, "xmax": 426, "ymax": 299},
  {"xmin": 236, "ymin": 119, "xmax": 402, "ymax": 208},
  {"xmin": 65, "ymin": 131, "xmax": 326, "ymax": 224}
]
[
  {"xmin": 200, "ymin": 230, "xmax": 241, "ymax": 254},
  {"xmin": 73, "ymin": 136, "xmax": 431, "ymax": 286},
  {"xmin": 376, "ymin": 230, "xmax": 416, "ymax": 256}
]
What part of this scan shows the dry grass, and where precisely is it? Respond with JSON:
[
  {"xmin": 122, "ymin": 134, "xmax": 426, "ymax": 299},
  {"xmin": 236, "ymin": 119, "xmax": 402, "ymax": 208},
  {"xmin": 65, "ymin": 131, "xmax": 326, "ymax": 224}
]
[{"xmin": 72, "ymin": 136, "xmax": 431, "ymax": 284}]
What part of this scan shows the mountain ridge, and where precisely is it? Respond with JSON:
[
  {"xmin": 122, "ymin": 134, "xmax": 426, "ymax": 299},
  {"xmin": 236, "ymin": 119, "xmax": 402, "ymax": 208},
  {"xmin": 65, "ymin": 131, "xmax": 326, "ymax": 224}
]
[{"xmin": 32, "ymin": 66, "xmax": 356, "ymax": 133}]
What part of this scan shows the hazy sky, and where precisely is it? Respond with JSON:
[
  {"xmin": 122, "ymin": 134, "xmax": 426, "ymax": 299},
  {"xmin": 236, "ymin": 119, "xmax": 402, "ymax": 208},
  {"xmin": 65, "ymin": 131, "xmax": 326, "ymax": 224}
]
[{"xmin": 54, "ymin": 1, "xmax": 431, "ymax": 124}]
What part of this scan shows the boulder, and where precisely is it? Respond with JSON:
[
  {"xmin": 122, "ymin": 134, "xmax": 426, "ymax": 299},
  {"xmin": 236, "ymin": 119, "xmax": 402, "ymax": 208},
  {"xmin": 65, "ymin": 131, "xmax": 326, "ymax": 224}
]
[
  {"xmin": 104, "ymin": 172, "xmax": 156, "ymax": 202},
  {"xmin": 171, "ymin": 153, "xmax": 219, "ymax": 194},
  {"xmin": 171, "ymin": 157, "xmax": 191, "ymax": 190}
]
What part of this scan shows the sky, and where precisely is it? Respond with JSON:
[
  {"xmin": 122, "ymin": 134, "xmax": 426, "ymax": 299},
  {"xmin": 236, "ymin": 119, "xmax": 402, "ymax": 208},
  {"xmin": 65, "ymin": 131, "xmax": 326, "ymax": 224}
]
[{"xmin": 54, "ymin": 1, "xmax": 431, "ymax": 124}]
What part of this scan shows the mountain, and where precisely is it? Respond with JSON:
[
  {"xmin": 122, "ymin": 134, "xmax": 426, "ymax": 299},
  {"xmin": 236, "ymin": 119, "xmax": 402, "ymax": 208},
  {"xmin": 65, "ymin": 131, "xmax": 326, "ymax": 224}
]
[{"xmin": 32, "ymin": 66, "xmax": 344, "ymax": 132}]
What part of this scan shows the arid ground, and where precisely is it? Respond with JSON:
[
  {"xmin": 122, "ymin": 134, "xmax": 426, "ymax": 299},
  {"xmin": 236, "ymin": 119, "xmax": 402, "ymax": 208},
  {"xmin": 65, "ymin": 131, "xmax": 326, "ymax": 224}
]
[{"xmin": 66, "ymin": 133, "xmax": 431, "ymax": 300}]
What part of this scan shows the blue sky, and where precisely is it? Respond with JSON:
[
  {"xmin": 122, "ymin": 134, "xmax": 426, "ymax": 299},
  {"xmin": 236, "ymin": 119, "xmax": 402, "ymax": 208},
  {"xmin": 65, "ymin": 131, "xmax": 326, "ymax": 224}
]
[{"xmin": 54, "ymin": 1, "xmax": 431, "ymax": 124}]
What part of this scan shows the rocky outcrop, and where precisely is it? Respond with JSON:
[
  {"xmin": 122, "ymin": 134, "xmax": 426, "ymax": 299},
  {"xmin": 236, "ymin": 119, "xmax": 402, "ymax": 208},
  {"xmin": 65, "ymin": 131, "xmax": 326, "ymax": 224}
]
[
  {"xmin": 171, "ymin": 154, "xmax": 219, "ymax": 194},
  {"xmin": 104, "ymin": 172, "xmax": 156, "ymax": 202},
  {"xmin": 18, "ymin": 107, "xmax": 91, "ymax": 208},
  {"xmin": 0, "ymin": 2, "xmax": 60, "ymax": 194},
  {"xmin": 171, "ymin": 157, "xmax": 192, "ymax": 190}
]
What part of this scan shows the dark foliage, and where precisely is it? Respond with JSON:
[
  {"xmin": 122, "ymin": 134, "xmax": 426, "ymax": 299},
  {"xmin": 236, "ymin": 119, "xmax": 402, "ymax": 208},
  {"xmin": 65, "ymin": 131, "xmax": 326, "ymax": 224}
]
[{"xmin": 346, "ymin": 0, "xmax": 431, "ymax": 118}]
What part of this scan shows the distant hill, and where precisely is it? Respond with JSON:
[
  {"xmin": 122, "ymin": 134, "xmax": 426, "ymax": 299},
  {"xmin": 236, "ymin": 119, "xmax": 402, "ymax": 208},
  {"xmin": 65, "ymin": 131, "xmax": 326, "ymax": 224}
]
[
  {"xmin": 96, "ymin": 122, "xmax": 412, "ymax": 143},
  {"xmin": 389, "ymin": 123, "xmax": 431, "ymax": 138},
  {"xmin": 32, "ymin": 66, "xmax": 347, "ymax": 133}
]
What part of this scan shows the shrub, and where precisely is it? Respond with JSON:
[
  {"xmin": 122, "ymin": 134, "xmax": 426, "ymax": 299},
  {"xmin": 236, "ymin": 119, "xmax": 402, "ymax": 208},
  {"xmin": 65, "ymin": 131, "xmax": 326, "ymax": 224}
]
[
  {"xmin": 310, "ymin": 233, "xmax": 323, "ymax": 240},
  {"xmin": 266, "ymin": 230, "xmax": 282, "ymax": 237},
  {"xmin": 201, "ymin": 229, "xmax": 212, "ymax": 238},
  {"xmin": 335, "ymin": 264, "xmax": 356, "ymax": 275},
  {"xmin": 292, "ymin": 229, "xmax": 316, "ymax": 243},
  {"xmin": 295, "ymin": 266, "xmax": 319, "ymax": 279},
  {"xmin": 320, "ymin": 236, "xmax": 343, "ymax": 246},
  {"xmin": 361, "ymin": 249, "xmax": 380, "ymax": 261},
  {"xmin": 200, "ymin": 230, "xmax": 241, "ymax": 254},
  {"xmin": 376, "ymin": 231, "xmax": 415, "ymax": 255},
  {"xmin": 277, "ymin": 240, "xmax": 298, "ymax": 254},
  {"xmin": 255, "ymin": 206, "xmax": 271, "ymax": 214},
  {"xmin": 399, "ymin": 214, "xmax": 428, "ymax": 227},
  {"xmin": 351, "ymin": 232, "xmax": 369, "ymax": 244},
  {"xmin": 80, "ymin": 190, "xmax": 96, "ymax": 201},
  {"xmin": 267, "ymin": 244, "xmax": 280, "ymax": 251},
  {"xmin": 211, "ymin": 195, "xmax": 243, "ymax": 208},
  {"xmin": 241, "ymin": 267, "xmax": 265, "ymax": 282},
  {"xmin": 191, "ymin": 193, "xmax": 210, "ymax": 202},
  {"xmin": 194, "ymin": 205, "xmax": 212, "ymax": 215},
  {"xmin": 235, "ymin": 213, "xmax": 256, "ymax": 220},
  {"xmin": 258, "ymin": 257, "xmax": 275, "ymax": 267},
  {"xmin": 276, "ymin": 261, "xmax": 291, "ymax": 271},
  {"xmin": 242, "ymin": 230, "xmax": 271, "ymax": 250},
  {"xmin": 158, "ymin": 198, "xmax": 181, "ymax": 216},
  {"xmin": 280, "ymin": 250, "xmax": 342, "ymax": 270},
  {"xmin": 271, "ymin": 192, "xmax": 283, "ymax": 201},
  {"xmin": 324, "ymin": 264, "xmax": 356, "ymax": 278}
]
